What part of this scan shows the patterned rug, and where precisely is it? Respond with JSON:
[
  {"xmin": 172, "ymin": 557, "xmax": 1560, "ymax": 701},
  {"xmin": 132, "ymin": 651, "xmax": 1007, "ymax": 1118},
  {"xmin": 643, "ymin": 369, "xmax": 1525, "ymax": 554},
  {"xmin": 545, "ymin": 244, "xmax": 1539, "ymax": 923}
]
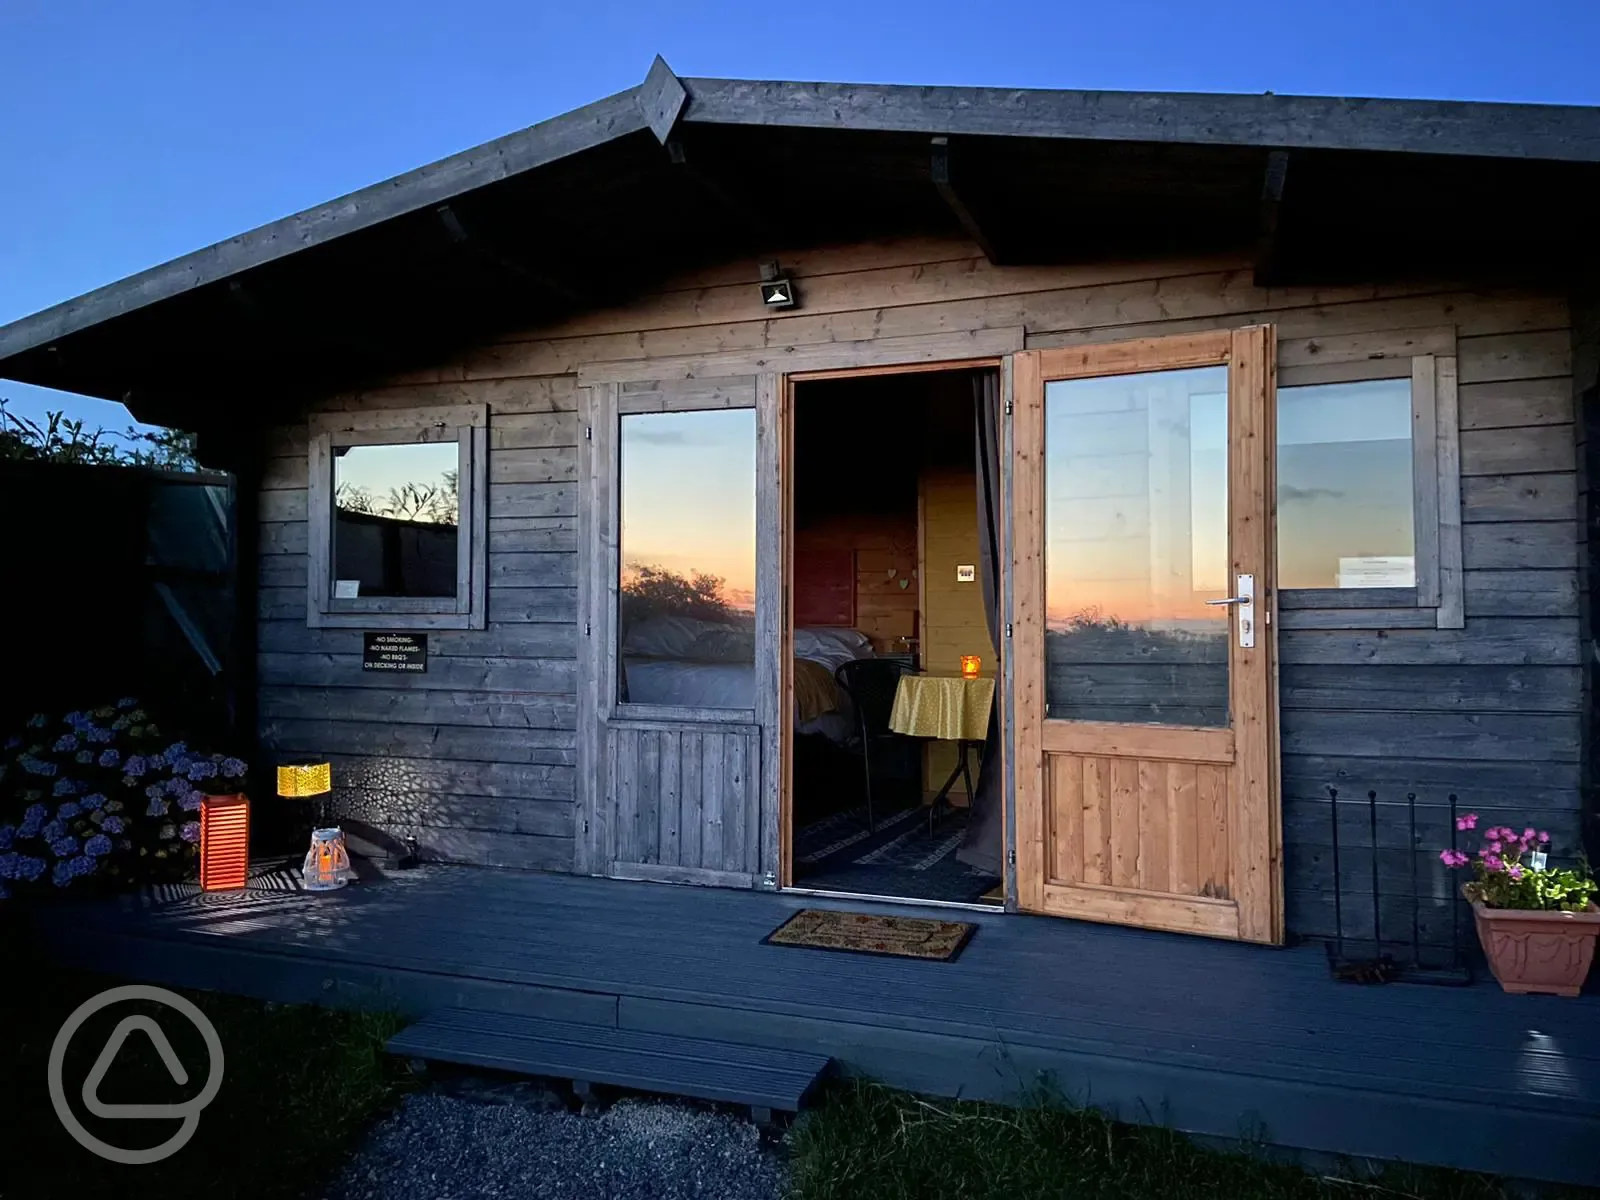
[
  {"xmin": 763, "ymin": 908, "xmax": 976, "ymax": 961},
  {"xmin": 792, "ymin": 804, "xmax": 1002, "ymax": 903}
]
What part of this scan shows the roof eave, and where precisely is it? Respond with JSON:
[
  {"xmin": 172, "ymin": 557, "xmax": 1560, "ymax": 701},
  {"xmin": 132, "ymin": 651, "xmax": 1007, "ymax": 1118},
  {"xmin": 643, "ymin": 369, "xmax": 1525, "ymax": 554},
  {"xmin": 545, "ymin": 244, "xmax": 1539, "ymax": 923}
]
[
  {"xmin": 4, "ymin": 60, "xmax": 1599, "ymax": 380},
  {"xmin": 681, "ymin": 77, "xmax": 1600, "ymax": 163}
]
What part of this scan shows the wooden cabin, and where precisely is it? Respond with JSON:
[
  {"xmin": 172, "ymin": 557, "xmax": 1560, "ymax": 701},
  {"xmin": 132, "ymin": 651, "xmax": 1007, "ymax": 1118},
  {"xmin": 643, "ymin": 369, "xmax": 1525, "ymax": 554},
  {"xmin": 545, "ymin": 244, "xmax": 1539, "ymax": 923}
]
[{"xmin": 6, "ymin": 60, "xmax": 1600, "ymax": 1182}]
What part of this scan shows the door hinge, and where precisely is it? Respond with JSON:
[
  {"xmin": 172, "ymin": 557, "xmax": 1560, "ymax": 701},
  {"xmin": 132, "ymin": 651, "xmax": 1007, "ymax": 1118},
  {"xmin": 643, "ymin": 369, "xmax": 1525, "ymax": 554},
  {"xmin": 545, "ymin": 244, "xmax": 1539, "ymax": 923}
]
[
  {"xmin": 1007, "ymin": 848, "xmax": 1017, "ymax": 867},
  {"xmin": 1004, "ymin": 398, "xmax": 1013, "ymax": 416},
  {"xmin": 584, "ymin": 424, "xmax": 592, "ymax": 441},
  {"xmin": 584, "ymin": 621, "xmax": 591, "ymax": 636},
  {"xmin": 1004, "ymin": 622, "xmax": 1013, "ymax": 639}
]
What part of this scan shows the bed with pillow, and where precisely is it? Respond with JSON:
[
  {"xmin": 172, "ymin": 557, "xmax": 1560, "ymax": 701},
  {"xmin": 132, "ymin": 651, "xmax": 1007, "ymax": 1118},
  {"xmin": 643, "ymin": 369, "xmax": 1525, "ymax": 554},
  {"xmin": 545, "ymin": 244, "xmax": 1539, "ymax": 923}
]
[{"xmin": 619, "ymin": 615, "xmax": 872, "ymax": 743}]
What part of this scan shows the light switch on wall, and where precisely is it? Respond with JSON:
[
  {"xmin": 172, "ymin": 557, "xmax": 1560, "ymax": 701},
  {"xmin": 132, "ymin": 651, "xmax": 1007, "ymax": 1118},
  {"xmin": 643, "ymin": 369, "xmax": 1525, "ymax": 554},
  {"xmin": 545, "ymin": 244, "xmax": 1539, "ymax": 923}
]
[{"xmin": 956, "ymin": 565, "xmax": 976, "ymax": 583}]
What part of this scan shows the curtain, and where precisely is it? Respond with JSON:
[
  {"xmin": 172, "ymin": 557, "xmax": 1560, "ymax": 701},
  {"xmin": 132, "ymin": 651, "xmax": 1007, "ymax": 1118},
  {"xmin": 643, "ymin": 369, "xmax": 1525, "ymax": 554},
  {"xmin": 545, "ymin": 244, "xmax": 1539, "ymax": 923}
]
[{"xmin": 958, "ymin": 368, "xmax": 1005, "ymax": 876}]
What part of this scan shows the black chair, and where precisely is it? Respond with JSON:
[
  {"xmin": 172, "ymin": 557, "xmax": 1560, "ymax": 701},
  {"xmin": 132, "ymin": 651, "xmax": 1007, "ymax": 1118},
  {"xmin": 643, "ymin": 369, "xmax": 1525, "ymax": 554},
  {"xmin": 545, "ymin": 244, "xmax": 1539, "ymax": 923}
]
[{"xmin": 834, "ymin": 658, "xmax": 917, "ymax": 832}]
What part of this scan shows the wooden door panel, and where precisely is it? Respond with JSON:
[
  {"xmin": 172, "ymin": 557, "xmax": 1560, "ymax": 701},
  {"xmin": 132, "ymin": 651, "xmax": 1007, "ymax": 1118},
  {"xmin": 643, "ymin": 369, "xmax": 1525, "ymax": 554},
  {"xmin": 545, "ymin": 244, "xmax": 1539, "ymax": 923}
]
[
  {"xmin": 608, "ymin": 723, "xmax": 761, "ymax": 886},
  {"xmin": 1046, "ymin": 755, "xmax": 1231, "ymax": 900},
  {"xmin": 1011, "ymin": 326, "xmax": 1283, "ymax": 943}
]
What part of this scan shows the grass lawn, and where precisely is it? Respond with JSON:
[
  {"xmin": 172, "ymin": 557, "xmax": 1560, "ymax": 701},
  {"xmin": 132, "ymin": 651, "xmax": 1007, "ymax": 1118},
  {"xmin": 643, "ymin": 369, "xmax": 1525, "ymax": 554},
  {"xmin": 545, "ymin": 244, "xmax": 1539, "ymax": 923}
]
[
  {"xmin": 0, "ymin": 924, "xmax": 407, "ymax": 1200},
  {"xmin": 787, "ymin": 1079, "xmax": 1596, "ymax": 1200}
]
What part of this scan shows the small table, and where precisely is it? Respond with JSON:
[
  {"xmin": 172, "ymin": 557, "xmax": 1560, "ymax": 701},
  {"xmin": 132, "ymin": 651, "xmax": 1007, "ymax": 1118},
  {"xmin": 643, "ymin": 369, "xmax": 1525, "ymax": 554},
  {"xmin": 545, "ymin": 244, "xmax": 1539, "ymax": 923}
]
[{"xmin": 888, "ymin": 674, "xmax": 995, "ymax": 834}]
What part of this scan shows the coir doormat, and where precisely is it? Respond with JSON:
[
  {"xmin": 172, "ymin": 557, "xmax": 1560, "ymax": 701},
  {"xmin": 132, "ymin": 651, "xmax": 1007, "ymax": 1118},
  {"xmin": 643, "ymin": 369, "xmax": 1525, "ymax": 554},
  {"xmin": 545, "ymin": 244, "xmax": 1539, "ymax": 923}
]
[{"xmin": 763, "ymin": 908, "xmax": 976, "ymax": 962}]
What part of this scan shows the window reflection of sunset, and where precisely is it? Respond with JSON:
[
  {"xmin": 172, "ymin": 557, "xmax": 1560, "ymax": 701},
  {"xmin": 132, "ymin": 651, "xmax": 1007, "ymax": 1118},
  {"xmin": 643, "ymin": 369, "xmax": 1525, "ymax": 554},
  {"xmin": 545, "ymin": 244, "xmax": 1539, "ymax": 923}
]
[
  {"xmin": 619, "ymin": 409, "xmax": 757, "ymax": 611},
  {"xmin": 1276, "ymin": 379, "xmax": 1414, "ymax": 589},
  {"xmin": 1044, "ymin": 368, "xmax": 1230, "ymax": 631}
]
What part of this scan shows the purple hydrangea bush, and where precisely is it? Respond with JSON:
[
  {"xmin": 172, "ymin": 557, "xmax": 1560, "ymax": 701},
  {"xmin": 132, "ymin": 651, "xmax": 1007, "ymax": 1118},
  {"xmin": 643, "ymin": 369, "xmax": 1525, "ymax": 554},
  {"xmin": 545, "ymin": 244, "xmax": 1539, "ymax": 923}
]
[{"xmin": 0, "ymin": 699, "xmax": 249, "ymax": 900}]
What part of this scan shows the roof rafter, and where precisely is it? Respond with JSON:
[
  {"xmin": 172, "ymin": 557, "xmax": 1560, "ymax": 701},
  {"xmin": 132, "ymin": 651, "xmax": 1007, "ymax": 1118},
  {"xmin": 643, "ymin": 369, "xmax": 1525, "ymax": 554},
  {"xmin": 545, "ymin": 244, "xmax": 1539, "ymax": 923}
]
[
  {"xmin": 1253, "ymin": 150, "xmax": 1291, "ymax": 288},
  {"xmin": 930, "ymin": 136, "xmax": 1001, "ymax": 264}
]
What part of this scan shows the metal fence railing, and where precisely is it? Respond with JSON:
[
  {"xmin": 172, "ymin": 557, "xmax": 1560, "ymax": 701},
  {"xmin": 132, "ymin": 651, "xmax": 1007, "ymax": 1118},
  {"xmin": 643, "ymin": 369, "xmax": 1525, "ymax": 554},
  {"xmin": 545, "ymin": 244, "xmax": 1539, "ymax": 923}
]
[{"xmin": 1323, "ymin": 785, "xmax": 1472, "ymax": 986}]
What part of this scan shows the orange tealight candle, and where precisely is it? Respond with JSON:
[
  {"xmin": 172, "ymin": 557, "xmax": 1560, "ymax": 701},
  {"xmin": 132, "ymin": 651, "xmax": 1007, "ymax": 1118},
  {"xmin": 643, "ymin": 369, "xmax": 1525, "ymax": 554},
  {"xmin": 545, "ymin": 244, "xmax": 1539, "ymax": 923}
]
[{"xmin": 960, "ymin": 655, "xmax": 981, "ymax": 679}]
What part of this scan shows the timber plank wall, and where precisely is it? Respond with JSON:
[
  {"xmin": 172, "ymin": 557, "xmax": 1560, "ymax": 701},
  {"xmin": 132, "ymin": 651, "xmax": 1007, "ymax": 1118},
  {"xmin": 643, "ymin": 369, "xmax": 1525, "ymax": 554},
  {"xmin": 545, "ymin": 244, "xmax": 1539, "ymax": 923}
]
[{"xmin": 253, "ymin": 237, "xmax": 1580, "ymax": 940}]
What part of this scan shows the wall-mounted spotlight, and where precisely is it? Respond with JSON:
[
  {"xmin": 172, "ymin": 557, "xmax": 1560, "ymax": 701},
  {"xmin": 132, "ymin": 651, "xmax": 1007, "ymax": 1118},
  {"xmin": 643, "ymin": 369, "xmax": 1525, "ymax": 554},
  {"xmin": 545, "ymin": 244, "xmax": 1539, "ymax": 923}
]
[{"xmin": 758, "ymin": 260, "xmax": 797, "ymax": 310}]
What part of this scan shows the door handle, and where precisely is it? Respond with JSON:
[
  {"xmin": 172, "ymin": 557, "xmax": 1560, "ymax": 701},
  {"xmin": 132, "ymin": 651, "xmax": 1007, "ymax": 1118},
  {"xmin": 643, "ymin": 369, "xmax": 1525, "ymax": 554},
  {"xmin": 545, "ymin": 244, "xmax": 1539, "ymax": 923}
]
[{"xmin": 1206, "ymin": 574, "xmax": 1255, "ymax": 649}]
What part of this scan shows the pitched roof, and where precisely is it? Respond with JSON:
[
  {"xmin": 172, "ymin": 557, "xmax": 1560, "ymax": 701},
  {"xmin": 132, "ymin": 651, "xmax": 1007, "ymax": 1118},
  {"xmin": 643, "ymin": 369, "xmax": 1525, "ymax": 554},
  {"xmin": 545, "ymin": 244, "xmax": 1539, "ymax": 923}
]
[{"xmin": 3, "ymin": 56, "xmax": 1596, "ymax": 421}]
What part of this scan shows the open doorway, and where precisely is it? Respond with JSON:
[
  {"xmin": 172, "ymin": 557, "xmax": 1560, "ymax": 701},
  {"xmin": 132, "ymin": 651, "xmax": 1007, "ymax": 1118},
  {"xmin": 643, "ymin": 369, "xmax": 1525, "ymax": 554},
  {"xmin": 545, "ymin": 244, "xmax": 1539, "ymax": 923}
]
[{"xmin": 786, "ymin": 368, "xmax": 1005, "ymax": 907}]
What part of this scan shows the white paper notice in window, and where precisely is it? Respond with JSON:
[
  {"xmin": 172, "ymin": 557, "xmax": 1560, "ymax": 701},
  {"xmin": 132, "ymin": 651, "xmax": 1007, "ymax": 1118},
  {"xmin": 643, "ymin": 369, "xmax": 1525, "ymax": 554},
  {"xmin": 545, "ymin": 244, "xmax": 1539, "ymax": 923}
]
[
  {"xmin": 1336, "ymin": 556, "xmax": 1416, "ymax": 588},
  {"xmin": 334, "ymin": 579, "xmax": 362, "ymax": 599}
]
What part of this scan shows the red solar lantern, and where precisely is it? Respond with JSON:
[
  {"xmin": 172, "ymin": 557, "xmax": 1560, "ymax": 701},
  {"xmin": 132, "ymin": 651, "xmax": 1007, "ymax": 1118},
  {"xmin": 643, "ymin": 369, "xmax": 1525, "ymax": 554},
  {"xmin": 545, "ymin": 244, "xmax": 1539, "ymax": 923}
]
[{"xmin": 199, "ymin": 794, "xmax": 250, "ymax": 892}]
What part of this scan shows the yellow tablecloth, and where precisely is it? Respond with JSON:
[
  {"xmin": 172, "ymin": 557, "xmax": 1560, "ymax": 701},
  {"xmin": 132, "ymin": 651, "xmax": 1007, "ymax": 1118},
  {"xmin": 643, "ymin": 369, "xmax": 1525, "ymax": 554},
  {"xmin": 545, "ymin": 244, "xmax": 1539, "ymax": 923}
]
[{"xmin": 888, "ymin": 674, "xmax": 995, "ymax": 742}]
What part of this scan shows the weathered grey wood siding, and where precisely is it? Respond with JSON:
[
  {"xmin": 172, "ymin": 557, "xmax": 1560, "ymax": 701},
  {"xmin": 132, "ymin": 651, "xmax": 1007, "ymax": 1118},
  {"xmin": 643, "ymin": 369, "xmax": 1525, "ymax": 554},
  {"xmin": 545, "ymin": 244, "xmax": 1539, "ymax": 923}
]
[
  {"xmin": 1276, "ymin": 330, "xmax": 1578, "ymax": 944},
  {"xmin": 256, "ymin": 378, "xmax": 581, "ymax": 870},
  {"xmin": 252, "ymin": 237, "xmax": 1579, "ymax": 940},
  {"xmin": 1575, "ymin": 268, "xmax": 1600, "ymax": 866}
]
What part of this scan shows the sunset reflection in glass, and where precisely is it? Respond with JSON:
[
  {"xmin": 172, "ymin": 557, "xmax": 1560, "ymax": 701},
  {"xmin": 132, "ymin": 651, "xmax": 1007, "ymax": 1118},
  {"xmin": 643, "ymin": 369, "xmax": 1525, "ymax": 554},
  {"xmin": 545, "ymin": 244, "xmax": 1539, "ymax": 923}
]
[
  {"xmin": 1043, "ymin": 366, "xmax": 1230, "ymax": 727},
  {"xmin": 617, "ymin": 408, "xmax": 757, "ymax": 708}
]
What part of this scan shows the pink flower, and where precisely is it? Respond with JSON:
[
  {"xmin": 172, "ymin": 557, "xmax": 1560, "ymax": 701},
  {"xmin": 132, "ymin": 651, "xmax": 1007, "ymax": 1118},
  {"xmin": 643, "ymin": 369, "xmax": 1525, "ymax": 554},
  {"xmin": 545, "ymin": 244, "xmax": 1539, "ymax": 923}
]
[
  {"xmin": 1439, "ymin": 850, "xmax": 1469, "ymax": 868},
  {"xmin": 1508, "ymin": 864, "xmax": 1525, "ymax": 882},
  {"xmin": 1487, "ymin": 841, "xmax": 1503, "ymax": 854},
  {"xmin": 1523, "ymin": 827, "xmax": 1536, "ymax": 841},
  {"xmin": 1539, "ymin": 831, "xmax": 1550, "ymax": 844},
  {"xmin": 1456, "ymin": 814, "xmax": 1479, "ymax": 832},
  {"xmin": 1484, "ymin": 854, "xmax": 1504, "ymax": 872}
]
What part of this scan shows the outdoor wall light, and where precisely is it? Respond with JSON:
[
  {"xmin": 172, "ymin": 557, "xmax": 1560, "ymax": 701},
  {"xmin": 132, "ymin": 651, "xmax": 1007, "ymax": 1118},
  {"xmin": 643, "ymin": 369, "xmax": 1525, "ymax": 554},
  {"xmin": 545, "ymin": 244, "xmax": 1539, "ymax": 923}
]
[
  {"xmin": 758, "ymin": 260, "xmax": 797, "ymax": 310},
  {"xmin": 961, "ymin": 655, "xmax": 982, "ymax": 679}
]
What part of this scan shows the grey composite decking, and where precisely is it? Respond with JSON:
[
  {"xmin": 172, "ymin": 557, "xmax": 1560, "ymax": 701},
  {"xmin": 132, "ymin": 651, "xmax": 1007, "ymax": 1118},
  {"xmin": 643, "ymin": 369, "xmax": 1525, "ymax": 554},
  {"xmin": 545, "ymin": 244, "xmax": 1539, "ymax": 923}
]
[
  {"xmin": 37, "ymin": 864, "xmax": 1600, "ymax": 1187},
  {"xmin": 389, "ymin": 1008, "xmax": 832, "ymax": 1112}
]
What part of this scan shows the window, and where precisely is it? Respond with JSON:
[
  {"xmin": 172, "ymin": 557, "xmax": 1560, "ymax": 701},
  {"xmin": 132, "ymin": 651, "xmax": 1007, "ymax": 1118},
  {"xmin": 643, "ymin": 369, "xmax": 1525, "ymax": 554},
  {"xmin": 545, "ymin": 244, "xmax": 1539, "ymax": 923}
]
[
  {"xmin": 335, "ymin": 442, "xmax": 460, "ymax": 598},
  {"xmin": 1274, "ymin": 346, "xmax": 1462, "ymax": 629},
  {"xmin": 1277, "ymin": 378, "xmax": 1415, "ymax": 590},
  {"xmin": 306, "ymin": 406, "xmax": 487, "ymax": 629},
  {"xmin": 615, "ymin": 408, "xmax": 757, "ymax": 710},
  {"xmin": 1043, "ymin": 366, "xmax": 1231, "ymax": 726}
]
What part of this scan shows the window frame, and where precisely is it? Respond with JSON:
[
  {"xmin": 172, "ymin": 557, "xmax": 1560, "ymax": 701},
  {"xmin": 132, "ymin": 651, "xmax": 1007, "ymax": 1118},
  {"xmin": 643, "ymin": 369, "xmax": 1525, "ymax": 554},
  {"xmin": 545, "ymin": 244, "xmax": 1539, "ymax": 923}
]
[
  {"xmin": 305, "ymin": 404, "xmax": 488, "ymax": 630},
  {"xmin": 1275, "ymin": 335, "xmax": 1462, "ymax": 631},
  {"xmin": 602, "ymin": 382, "xmax": 761, "ymax": 725}
]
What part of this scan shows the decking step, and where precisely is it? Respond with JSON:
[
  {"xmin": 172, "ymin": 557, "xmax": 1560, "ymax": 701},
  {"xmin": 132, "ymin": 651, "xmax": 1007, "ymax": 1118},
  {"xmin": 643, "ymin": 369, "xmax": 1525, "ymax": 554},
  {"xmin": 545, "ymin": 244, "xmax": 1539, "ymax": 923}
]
[{"xmin": 387, "ymin": 1008, "xmax": 833, "ymax": 1112}]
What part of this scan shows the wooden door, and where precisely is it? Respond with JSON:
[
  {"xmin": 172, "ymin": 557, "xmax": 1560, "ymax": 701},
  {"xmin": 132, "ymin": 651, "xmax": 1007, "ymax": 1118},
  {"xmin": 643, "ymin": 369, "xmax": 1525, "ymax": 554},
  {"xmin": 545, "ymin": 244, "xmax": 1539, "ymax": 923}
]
[
  {"xmin": 1011, "ymin": 328, "xmax": 1282, "ymax": 943},
  {"xmin": 575, "ymin": 375, "xmax": 782, "ymax": 889}
]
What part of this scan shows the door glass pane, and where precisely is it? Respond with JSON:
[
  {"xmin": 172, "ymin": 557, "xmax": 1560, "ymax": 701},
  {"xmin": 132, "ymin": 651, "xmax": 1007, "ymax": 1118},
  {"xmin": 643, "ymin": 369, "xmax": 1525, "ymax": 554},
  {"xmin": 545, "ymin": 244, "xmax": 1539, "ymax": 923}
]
[
  {"xmin": 1277, "ymin": 379, "xmax": 1415, "ymax": 589},
  {"xmin": 1044, "ymin": 366, "xmax": 1230, "ymax": 726},
  {"xmin": 618, "ymin": 408, "xmax": 757, "ymax": 707},
  {"xmin": 333, "ymin": 441, "xmax": 460, "ymax": 598}
]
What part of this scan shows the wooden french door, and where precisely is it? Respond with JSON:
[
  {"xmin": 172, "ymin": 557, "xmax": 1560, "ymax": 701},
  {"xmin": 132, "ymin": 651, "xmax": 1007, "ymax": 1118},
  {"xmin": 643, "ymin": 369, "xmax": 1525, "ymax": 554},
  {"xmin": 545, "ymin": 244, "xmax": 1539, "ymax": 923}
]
[{"xmin": 1010, "ymin": 327, "xmax": 1283, "ymax": 943}]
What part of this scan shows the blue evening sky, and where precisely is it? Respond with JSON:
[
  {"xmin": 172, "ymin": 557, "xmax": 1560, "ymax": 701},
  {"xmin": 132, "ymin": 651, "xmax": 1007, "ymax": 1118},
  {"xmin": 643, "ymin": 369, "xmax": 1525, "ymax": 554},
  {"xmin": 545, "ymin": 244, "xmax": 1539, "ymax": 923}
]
[{"xmin": 3, "ymin": 0, "xmax": 1596, "ymax": 435}]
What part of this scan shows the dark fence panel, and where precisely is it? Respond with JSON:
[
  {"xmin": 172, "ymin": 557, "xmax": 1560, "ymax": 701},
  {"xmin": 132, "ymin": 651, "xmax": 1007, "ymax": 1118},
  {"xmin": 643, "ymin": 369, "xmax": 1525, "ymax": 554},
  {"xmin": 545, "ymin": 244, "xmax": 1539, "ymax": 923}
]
[{"xmin": 0, "ymin": 460, "xmax": 237, "ymax": 741}]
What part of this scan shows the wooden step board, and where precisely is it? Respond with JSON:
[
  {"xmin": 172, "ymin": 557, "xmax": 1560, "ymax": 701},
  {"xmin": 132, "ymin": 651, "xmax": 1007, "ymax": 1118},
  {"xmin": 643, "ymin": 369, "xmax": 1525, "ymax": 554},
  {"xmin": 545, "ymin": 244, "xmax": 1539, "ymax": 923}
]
[{"xmin": 388, "ymin": 1008, "xmax": 833, "ymax": 1113}]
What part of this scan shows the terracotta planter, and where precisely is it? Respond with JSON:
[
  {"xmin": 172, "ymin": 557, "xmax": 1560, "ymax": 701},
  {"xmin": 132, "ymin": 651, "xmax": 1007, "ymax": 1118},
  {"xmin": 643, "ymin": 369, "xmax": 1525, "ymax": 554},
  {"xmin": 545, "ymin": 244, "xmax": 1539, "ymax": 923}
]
[{"xmin": 1470, "ymin": 899, "xmax": 1600, "ymax": 997}]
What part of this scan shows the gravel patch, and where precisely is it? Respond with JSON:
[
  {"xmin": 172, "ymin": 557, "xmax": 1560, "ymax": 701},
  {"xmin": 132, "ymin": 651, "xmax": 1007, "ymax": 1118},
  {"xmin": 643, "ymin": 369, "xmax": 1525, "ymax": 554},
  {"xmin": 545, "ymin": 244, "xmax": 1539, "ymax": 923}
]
[{"xmin": 326, "ymin": 1089, "xmax": 788, "ymax": 1200}]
